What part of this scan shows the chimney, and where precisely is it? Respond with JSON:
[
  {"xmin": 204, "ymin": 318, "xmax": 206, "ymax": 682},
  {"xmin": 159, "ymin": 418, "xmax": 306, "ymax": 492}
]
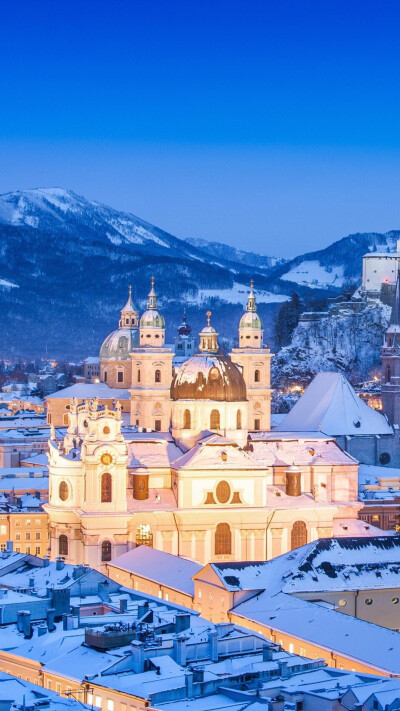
[
  {"xmin": 262, "ymin": 643, "xmax": 274, "ymax": 662},
  {"xmin": 29, "ymin": 576, "xmax": 35, "ymax": 588},
  {"xmin": 130, "ymin": 640, "xmax": 145, "ymax": 673},
  {"xmin": 62, "ymin": 613, "xmax": 74, "ymax": 631},
  {"xmin": 279, "ymin": 660, "xmax": 289, "ymax": 679},
  {"xmin": 173, "ymin": 635, "xmax": 187, "ymax": 666},
  {"xmin": 185, "ymin": 670, "xmax": 194, "ymax": 699},
  {"xmin": 6, "ymin": 541, "xmax": 13, "ymax": 553},
  {"xmin": 55, "ymin": 556, "xmax": 64, "ymax": 571},
  {"xmin": 43, "ymin": 556, "xmax": 50, "ymax": 568},
  {"xmin": 46, "ymin": 608, "xmax": 56, "ymax": 632},
  {"xmin": 71, "ymin": 606, "xmax": 80, "ymax": 624},
  {"xmin": 192, "ymin": 666, "xmax": 204, "ymax": 683},
  {"xmin": 18, "ymin": 610, "xmax": 31, "ymax": 638},
  {"xmin": 175, "ymin": 612, "xmax": 191, "ymax": 634},
  {"xmin": 208, "ymin": 629, "xmax": 218, "ymax": 662},
  {"xmin": 37, "ymin": 624, "xmax": 47, "ymax": 637},
  {"xmin": 120, "ymin": 599, "xmax": 128, "ymax": 614}
]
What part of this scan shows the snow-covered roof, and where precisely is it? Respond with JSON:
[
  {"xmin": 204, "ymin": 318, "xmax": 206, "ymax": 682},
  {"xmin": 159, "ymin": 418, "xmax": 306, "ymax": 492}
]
[
  {"xmin": 250, "ymin": 436, "xmax": 357, "ymax": 467},
  {"xmin": 233, "ymin": 591, "xmax": 400, "ymax": 675},
  {"xmin": 84, "ymin": 356, "xmax": 100, "ymax": 364},
  {"xmin": 46, "ymin": 383, "xmax": 130, "ymax": 400},
  {"xmin": 173, "ymin": 435, "xmax": 265, "ymax": 470},
  {"xmin": 109, "ymin": 546, "xmax": 202, "ymax": 595},
  {"xmin": 276, "ymin": 372, "xmax": 393, "ymax": 436}
]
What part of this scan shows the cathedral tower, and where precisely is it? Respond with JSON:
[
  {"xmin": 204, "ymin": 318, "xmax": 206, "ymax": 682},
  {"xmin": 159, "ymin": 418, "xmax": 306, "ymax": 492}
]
[
  {"xmin": 44, "ymin": 399, "xmax": 130, "ymax": 571},
  {"xmin": 381, "ymin": 270, "xmax": 400, "ymax": 426},
  {"xmin": 99, "ymin": 287, "xmax": 139, "ymax": 388},
  {"xmin": 230, "ymin": 281, "xmax": 273, "ymax": 431},
  {"xmin": 130, "ymin": 277, "xmax": 173, "ymax": 431}
]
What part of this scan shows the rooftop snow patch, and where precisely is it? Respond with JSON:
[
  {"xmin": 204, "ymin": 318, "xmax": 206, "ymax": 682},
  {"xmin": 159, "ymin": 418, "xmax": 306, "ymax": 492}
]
[
  {"xmin": 109, "ymin": 546, "xmax": 202, "ymax": 595},
  {"xmin": 276, "ymin": 372, "xmax": 392, "ymax": 436}
]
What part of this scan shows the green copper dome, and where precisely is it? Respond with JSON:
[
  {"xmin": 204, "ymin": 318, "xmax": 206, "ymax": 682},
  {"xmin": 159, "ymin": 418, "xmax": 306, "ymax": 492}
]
[
  {"xmin": 140, "ymin": 309, "xmax": 165, "ymax": 328},
  {"xmin": 100, "ymin": 328, "xmax": 139, "ymax": 360},
  {"xmin": 239, "ymin": 311, "xmax": 262, "ymax": 329}
]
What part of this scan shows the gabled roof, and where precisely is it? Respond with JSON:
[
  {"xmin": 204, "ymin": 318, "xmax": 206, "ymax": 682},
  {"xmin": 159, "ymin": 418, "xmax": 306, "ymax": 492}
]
[
  {"xmin": 172, "ymin": 434, "xmax": 266, "ymax": 470},
  {"xmin": 108, "ymin": 546, "xmax": 202, "ymax": 595},
  {"xmin": 276, "ymin": 372, "xmax": 392, "ymax": 436},
  {"xmin": 47, "ymin": 383, "xmax": 130, "ymax": 400}
]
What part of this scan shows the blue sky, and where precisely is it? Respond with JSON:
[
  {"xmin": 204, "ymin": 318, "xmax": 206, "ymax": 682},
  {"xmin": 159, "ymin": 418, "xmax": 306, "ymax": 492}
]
[{"xmin": 1, "ymin": 0, "xmax": 400, "ymax": 256}]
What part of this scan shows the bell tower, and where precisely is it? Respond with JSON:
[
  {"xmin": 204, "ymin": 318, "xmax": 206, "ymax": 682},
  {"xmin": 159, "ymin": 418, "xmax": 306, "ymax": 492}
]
[
  {"xmin": 119, "ymin": 285, "xmax": 139, "ymax": 329},
  {"xmin": 130, "ymin": 277, "xmax": 173, "ymax": 431},
  {"xmin": 230, "ymin": 281, "xmax": 273, "ymax": 431},
  {"xmin": 382, "ymin": 270, "xmax": 400, "ymax": 425}
]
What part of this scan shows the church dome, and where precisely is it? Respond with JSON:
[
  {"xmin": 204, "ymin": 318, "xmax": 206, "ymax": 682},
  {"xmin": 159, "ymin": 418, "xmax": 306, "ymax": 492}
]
[
  {"xmin": 171, "ymin": 354, "xmax": 247, "ymax": 401},
  {"xmin": 239, "ymin": 311, "xmax": 262, "ymax": 329},
  {"xmin": 178, "ymin": 312, "xmax": 192, "ymax": 336},
  {"xmin": 100, "ymin": 328, "xmax": 139, "ymax": 360},
  {"xmin": 140, "ymin": 309, "xmax": 165, "ymax": 328}
]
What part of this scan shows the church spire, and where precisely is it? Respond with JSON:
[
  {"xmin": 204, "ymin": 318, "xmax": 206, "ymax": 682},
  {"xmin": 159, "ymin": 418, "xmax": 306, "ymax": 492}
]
[
  {"xmin": 199, "ymin": 311, "xmax": 219, "ymax": 354},
  {"xmin": 119, "ymin": 286, "xmax": 139, "ymax": 329},
  {"xmin": 246, "ymin": 279, "xmax": 257, "ymax": 313},
  {"xmin": 147, "ymin": 276, "xmax": 158, "ymax": 310}
]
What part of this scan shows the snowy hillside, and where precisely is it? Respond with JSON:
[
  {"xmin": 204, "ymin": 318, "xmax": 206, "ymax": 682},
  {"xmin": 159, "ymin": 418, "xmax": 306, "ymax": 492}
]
[
  {"xmin": 272, "ymin": 298, "xmax": 391, "ymax": 384},
  {"xmin": 186, "ymin": 236, "xmax": 286, "ymax": 271}
]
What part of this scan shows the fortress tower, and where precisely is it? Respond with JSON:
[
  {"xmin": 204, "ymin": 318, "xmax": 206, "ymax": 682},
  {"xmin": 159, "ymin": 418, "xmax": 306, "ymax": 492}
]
[{"xmin": 381, "ymin": 270, "xmax": 400, "ymax": 426}]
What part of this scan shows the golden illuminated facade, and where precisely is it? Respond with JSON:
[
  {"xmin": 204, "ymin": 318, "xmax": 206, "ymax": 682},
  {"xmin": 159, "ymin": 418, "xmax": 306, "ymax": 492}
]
[{"xmin": 45, "ymin": 281, "xmax": 362, "ymax": 571}]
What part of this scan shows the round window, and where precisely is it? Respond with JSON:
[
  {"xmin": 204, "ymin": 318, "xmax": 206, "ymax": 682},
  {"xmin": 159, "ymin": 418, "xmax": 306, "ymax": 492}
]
[
  {"xmin": 338, "ymin": 599, "xmax": 347, "ymax": 607},
  {"xmin": 59, "ymin": 481, "xmax": 68, "ymax": 502},
  {"xmin": 216, "ymin": 481, "xmax": 231, "ymax": 504},
  {"xmin": 103, "ymin": 426, "xmax": 110, "ymax": 435},
  {"xmin": 392, "ymin": 597, "xmax": 399, "ymax": 605},
  {"xmin": 379, "ymin": 452, "xmax": 391, "ymax": 465},
  {"xmin": 209, "ymin": 367, "xmax": 219, "ymax": 381},
  {"xmin": 365, "ymin": 598, "xmax": 373, "ymax": 605},
  {"xmin": 101, "ymin": 453, "xmax": 112, "ymax": 466}
]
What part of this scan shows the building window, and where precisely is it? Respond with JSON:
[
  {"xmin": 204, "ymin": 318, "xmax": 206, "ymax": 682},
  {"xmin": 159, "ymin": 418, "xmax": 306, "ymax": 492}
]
[
  {"xmin": 183, "ymin": 409, "xmax": 191, "ymax": 429},
  {"xmin": 47, "ymin": 413, "xmax": 52, "ymax": 424},
  {"xmin": 338, "ymin": 599, "xmax": 347, "ymax": 607},
  {"xmin": 254, "ymin": 418, "xmax": 260, "ymax": 430},
  {"xmin": 35, "ymin": 546, "xmax": 41, "ymax": 556},
  {"xmin": 101, "ymin": 540, "xmax": 112, "ymax": 562},
  {"xmin": 365, "ymin": 598, "xmax": 373, "ymax": 605},
  {"xmin": 254, "ymin": 369, "xmax": 260, "ymax": 383},
  {"xmin": 59, "ymin": 535, "xmax": 68, "ymax": 556},
  {"xmin": 236, "ymin": 410, "xmax": 242, "ymax": 430},
  {"xmin": 135, "ymin": 524, "xmax": 153, "ymax": 547},
  {"xmin": 291, "ymin": 521, "xmax": 307, "ymax": 550},
  {"xmin": 379, "ymin": 452, "xmax": 391, "ymax": 465},
  {"xmin": 104, "ymin": 371, "xmax": 107, "ymax": 382},
  {"xmin": 59, "ymin": 481, "xmax": 69, "ymax": 501},
  {"xmin": 154, "ymin": 419, "xmax": 161, "ymax": 432},
  {"xmin": 137, "ymin": 369, "xmax": 141, "ymax": 382},
  {"xmin": 387, "ymin": 365, "xmax": 391, "ymax": 382},
  {"xmin": 0, "ymin": 525, "xmax": 6, "ymax": 535},
  {"xmin": 215, "ymin": 523, "xmax": 231, "ymax": 555},
  {"xmin": 26, "ymin": 532, "xmax": 31, "ymax": 541},
  {"xmin": 63, "ymin": 414, "xmax": 69, "ymax": 425},
  {"xmin": 101, "ymin": 473, "xmax": 112, "ymax": 503},
  {"xmin": 117, "ymin": 371, "xmax": 123, "ymax": 383},
  {"xmin": 155, "ymin": 369, "xmax": 161, "ymax": 383},
  {"xmin": 216, "ymin": 481, "xmax": 231, "ymax": 504},
  {"xmin": 210, "ymin": 410, "xmax": 220, "ymax": 430},
  {"xmin": 392, "ymin": 597, "xmax": 399, "ymax": 604}
]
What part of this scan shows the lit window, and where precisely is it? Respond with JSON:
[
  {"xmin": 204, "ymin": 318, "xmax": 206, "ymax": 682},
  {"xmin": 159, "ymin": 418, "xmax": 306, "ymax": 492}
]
[
  {"xmin": 338, "ymin": 599, "xmax": 347, "ymax": 607},
  {"xmin": 0, "ymin": 525, "xmax": 6, "ymax": 535},
  {"xmin": 107, "ymin": 700, "xmax": 114, "ymax": 711}
]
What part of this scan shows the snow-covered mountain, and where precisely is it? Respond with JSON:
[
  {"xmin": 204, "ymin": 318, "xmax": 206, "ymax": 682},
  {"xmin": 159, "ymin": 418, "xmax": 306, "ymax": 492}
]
[
  {"xmin": 186, "ymin": 237, "xmax": 286, "ymax": 271},
  {"xmin": 0, "ymin": 188, "xmax": 287, "ymax": 359}
]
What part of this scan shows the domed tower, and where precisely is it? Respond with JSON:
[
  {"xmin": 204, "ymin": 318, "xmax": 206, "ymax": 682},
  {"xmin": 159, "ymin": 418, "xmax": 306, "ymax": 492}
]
[
  {"xmin": 44, "ymin": 399, "xmax": 130, "ymax": 571},
  {"xmin": 174, "ymin": 310, "xmax": 195, "ymax": 367},
  {"xmin": 382, "ymin": 269, "xmax": 400, "ymax": 425},
  {"xmin": 230, "ymin": 281, "xmax": 273, "ymax": 431},
  {"xmin": 99, "ymin": 287, "xmax": 139, "ymax": 388},
  {"xmin": 171, "ymin": 311, "xmax": 248, "ymax": 449},
  {"xmin": 130, "ymin": 277, "xmax": 173, "ymax": 431}
]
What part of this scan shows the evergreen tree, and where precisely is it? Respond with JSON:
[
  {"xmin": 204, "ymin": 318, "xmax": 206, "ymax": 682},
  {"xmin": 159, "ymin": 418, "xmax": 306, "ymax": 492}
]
[{"xmin": 274, "ymin": 292, "xmax": 302, "ymax": 349}]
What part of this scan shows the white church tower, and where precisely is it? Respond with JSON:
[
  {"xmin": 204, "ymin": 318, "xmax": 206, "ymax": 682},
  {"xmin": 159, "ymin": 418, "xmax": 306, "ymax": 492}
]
[
  {"xmin": 45, "ymin": 398, "xmax": 130, "ymax": 571},
  {"xmin": 130, "ymin": 277, "xmax": 173, "ymax": 431},
  {"xmin": 230, "ymin": 281, "xmax": 273, "ymax": 431}
]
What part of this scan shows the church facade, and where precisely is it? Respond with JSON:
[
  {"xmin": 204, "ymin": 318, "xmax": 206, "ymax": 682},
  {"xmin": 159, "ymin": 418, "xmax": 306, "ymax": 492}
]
[{"xmin": 44, "ymin": 281, "xmax": 361, "ymax": 571}]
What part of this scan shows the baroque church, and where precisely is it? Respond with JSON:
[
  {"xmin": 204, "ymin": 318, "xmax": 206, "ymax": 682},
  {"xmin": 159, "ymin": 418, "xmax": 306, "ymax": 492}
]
[{"xmin": 45, "ymin": 280, "xmax": 362, "ymax": 571}]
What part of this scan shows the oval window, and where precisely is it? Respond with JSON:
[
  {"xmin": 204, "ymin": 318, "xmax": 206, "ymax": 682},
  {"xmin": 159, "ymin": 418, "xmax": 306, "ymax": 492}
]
[
  {"xmin": 379, "ymin": 452, "xmax": 391, "ymax": 465},
  {"xmin": 392, "ymin": 597, "xmax": 399, "ymax": 604},
  {"xmin": 216, "ymin": 481, "xmax": 231, "ymax": 504},
  {"xmin": 59, "ymin": 481, "xmax": 68, "ymax": 501},
  {"xmin": 101, "ymin": 453, "xmax": 112, "ymax": 466},
  {"xmin": 365, "ymin": 598, "xmax": 373, "ymax": 605},
  {"xmin": 338, "ymin": 599, "xmax": 347, "ymax": 607},
  {"xmin": 103, "ymin": 426, "xmax": 110, "ymax": 435}
]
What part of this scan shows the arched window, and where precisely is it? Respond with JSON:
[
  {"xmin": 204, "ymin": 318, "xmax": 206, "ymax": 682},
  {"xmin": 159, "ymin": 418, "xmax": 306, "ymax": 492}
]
[
  {"xmin": 136, "ymin": 524, "xmax": 153, "ymax": 547},
  {"xmin": 59, "ymin": 535, "xmax": 68, "ymax": 556},
  {"xmin": 101, "ymin": 472, "xmax": 112, "ymax": 503},
  {"xmin": 104, "ymin": 371, "xmax": 107, "ymax": 383},
  {"xmin": 101, "ymin": 540, "xmax": 112, "ymax": 562},
  {"xmin": 137, "ymin": 369, "xmax": 141, "ymax": 382},
  {"xmin": 59, "ymin": 481, "xmax": 68, "ymax": 502},
  {"xmin": 210, "ymin": 409, "xmax": 220, "ymax": 430},
  {"xmin": 215, "ymin": 523, "xmax": 231, "ymax": 555},
  {"xmin": 291, "ymin": 521, "xmax": 307, "ymax": 550},
  {"xmin": 254, "ymin": 369, "xmax": 260, "ymax": 383},
  {"xmin": 155, "ymin": 369, "xmax": 161, "ymax": 383},
  {"xmin": 63, "ymin": 413, "xmax": 69, "ymax": 426},
  {"xmin": 236, "ymin": 410, "xmax": 242, "ymax": 430},
  {"xmin": 183, "ymin": 409, "xmax": 191, "ymax": 429}
]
